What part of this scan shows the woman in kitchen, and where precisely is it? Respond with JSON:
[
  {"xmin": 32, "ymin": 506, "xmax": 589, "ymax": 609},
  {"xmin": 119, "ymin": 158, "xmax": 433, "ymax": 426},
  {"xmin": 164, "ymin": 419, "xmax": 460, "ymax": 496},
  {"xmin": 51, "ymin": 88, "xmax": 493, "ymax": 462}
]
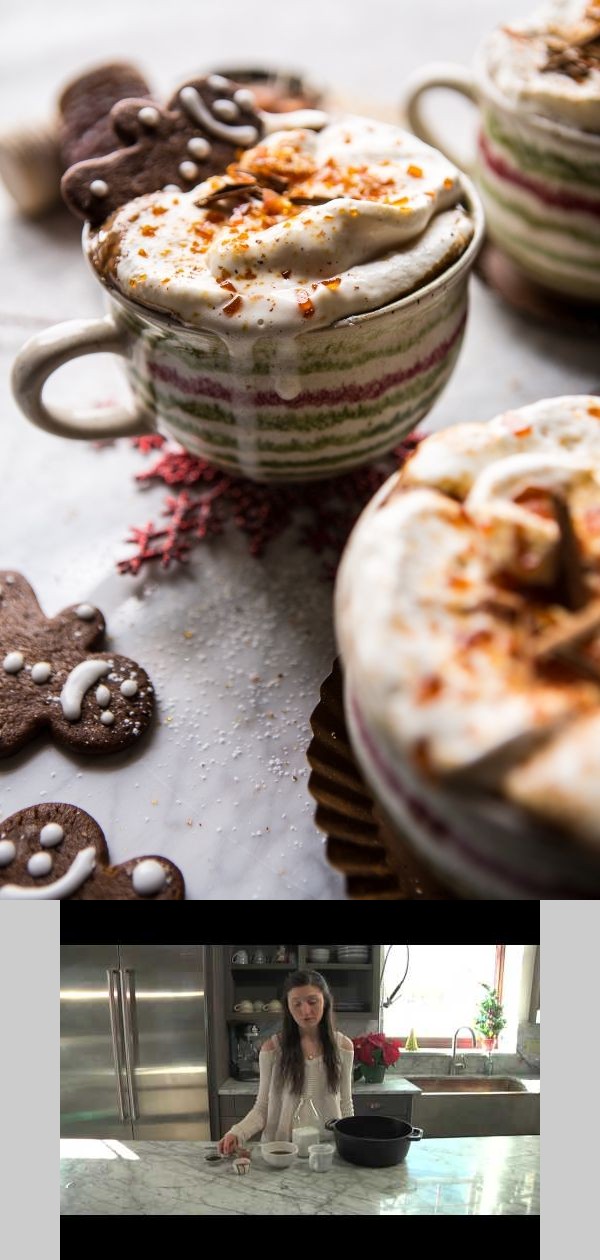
[{"xmin": 218, "ymin": 970, "xmax": 354, "ymax": 1154}]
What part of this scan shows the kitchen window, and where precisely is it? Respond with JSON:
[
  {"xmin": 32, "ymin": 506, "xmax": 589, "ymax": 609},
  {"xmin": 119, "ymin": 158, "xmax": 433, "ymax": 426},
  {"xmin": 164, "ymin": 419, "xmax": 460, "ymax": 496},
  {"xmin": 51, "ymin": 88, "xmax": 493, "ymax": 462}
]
[{"xmin": 381, "ymin": 945, "xmax": 525, "ymax": 1047}]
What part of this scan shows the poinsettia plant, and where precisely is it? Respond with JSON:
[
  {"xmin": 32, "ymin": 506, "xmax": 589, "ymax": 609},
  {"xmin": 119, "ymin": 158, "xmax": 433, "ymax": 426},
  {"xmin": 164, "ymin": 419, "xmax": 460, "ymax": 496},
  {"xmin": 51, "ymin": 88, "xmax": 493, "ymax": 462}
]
[{"xmin": 352, "ymin": 1033, "xmax": 401, "ymax": 1078}]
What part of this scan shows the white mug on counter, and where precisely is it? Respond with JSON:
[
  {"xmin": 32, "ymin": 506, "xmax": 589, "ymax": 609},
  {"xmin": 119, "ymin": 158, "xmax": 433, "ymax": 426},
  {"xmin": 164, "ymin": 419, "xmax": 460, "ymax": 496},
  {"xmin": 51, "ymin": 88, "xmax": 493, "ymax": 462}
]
[
  {"xmin": 402, "ymin": 36, "xmax": 600, "ymax": 302},
  {"xmin": 308, "ymin": 1143, "xmax": 335, "ymax": 1172}
]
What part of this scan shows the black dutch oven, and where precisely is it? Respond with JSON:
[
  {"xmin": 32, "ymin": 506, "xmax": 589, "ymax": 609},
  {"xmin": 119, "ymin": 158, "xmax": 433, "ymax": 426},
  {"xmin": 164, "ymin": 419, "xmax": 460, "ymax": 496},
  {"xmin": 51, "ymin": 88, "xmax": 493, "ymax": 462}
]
[{"xmin": 325, "ymin": 1115, "xmax": 423, "ymax": 1168}]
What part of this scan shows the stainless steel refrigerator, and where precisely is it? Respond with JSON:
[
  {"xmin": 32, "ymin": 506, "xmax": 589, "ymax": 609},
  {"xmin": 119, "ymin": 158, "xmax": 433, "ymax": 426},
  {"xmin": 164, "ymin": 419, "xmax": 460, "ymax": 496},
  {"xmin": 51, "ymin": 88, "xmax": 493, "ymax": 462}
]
[{"xmin": 60, "ymin": 945, "xmax": 211, "ymax": 1139}]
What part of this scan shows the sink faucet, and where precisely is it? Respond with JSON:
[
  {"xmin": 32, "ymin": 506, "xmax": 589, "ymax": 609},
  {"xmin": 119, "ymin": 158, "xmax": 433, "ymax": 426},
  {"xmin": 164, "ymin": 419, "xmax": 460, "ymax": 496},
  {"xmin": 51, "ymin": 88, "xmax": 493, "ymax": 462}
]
[{"xmin": 451, "ymin": 1026, "xmax": 477, "ymax": 1074}]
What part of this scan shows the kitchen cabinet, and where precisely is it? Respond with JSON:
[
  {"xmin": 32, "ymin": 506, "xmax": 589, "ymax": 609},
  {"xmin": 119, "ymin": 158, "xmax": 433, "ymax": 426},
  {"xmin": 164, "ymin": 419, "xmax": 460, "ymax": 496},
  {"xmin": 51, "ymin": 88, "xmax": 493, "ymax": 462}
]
[
  {"xmin": 352, "ymin": 1092, "xmax": 414, "ymax": 1122},
  {"xmin": 226, "ymin": 943, "xmax": 381, "ymax": 1031}
]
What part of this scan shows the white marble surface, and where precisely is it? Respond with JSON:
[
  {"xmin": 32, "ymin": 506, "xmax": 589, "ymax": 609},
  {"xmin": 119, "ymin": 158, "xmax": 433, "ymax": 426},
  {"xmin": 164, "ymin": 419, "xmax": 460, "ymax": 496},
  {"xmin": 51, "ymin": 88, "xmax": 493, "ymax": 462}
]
[
  {"xmin": 59, "ymin": 1135, "xmax": 540, "ymax": 1214},
  {"xmin": 1, "ymin": 1, "xmax": 599, "ymax": 898}
]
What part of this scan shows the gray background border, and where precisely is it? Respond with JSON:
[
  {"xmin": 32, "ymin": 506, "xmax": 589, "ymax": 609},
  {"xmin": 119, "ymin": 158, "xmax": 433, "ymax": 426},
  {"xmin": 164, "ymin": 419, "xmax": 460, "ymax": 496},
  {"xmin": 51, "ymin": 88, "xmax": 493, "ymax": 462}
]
[{"xmin": 3, "ymin": 905, "xmax": 58, "ymax": 1256}]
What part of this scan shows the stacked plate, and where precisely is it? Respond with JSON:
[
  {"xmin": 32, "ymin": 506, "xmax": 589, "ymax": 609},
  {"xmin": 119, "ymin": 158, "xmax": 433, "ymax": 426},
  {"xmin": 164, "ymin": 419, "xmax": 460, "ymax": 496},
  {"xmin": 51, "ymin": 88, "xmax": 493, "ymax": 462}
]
[
  {"xmin": 307, "ymin": 947, "xmax": 331, "ymax": 963},
  {"xmin": 336, "ymin": 946, "xmax": 370, "ymax": 963}
]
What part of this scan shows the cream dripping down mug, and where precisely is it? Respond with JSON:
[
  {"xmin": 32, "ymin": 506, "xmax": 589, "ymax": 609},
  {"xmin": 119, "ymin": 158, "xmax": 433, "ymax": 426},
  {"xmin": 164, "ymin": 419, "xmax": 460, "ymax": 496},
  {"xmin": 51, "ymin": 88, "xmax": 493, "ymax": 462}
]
[
  {"xmin": 403, "ymin": 7, "xmax": 600, "ymax": 302},
  {"xmin": 11, "ymin": 114, "xmax": 484, "ymax": 483}
]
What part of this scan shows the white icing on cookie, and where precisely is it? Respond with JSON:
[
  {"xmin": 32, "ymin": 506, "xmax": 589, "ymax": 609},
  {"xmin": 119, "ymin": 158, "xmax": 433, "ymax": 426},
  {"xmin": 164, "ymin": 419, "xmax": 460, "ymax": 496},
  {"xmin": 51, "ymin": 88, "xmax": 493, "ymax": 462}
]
[
  {"xmin": 207, "ymin": 74, "xmax": 231, "ymax": 90},
  {"xmin": 40, "ymin": 823, "xmax": 64, "ymax": 847},
  {"xmin": 132, "ymin": 859, "xmax": 167, "ymax": 895},
  {"xmin": 179, "ymin": 85, "xmax": 259, "ymax": 147},
  {"xmin": 31, "ymin": 661, "xmax": 52, "ymax": 684},
  {"xmin": 90, "ymin": 180, "xmax": 108, "ymax": 198},
  {"xmin": 120, "ymin": 679, "xmax": 138, "ymax": 697},
  {"xmin": 179, "ymin": 160, "xmax": 199, "ymax": 182},
  {"xmin": 74, "ymin": 604, "xmax": 96, "ymax": 620},
  {"xmin": 138, "ymin": 106, "xmax": 160, "ymax": 127},
  {"xmin": 213, "ymin": 97, "xmax": 240, "ymax": 122},
  {"xmin": 187, "ymin": 136, "xmax": 211, "ymax": 159},
  {"xmin": 28, "ymin": 851, "xmax": 53, "ymax": 877},
  {"xmin": 0, "ymin": 845, "xmax": 96, "ymax": 898},
  {"xmin": 3, "ymin": 651, "xmax": 24, "ymax": 673},
  {"xmin": 0, "ymin": 839, "xmax": 16, "ymax": 866},
  {"xmin": 234, "ymin": 88, "xmax": 256, "ymax": 111},
  {"xmin": 100, "ymin": 710, "xmax": 115, "ymax": 726},
  {"xmin": 96, "ymin": 684, "xmax": 111, "ymax": 707},
  {"xmin": 60, "ymin": 660, "xmax": 110, "ymax": 721}
]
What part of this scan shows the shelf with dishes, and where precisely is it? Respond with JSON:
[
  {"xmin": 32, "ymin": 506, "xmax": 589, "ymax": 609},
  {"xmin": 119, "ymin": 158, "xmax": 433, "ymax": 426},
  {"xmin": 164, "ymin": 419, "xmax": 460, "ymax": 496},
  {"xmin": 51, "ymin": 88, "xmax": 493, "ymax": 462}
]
[{"xmin": 226, "ymin": 946, "xmax": 380, "ymax": 1023}]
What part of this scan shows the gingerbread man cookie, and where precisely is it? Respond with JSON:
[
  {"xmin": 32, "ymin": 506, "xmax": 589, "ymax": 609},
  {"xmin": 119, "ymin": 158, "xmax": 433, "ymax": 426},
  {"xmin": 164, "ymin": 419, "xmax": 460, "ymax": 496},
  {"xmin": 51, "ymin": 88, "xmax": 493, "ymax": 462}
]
[
  {"xmin": 61, "ymin": 73, "xmax": 265, "ymax": 225},
  {"xmin": 0, "ymin": 571, "xmax": 154, "ymax": 757},
  {"xmin": 57, "ymin": 61, "xmax": 154, "ymax": 170},
  {"xmin": 0, "ymin": 802, "xmax": 184, "ymax": 899}
]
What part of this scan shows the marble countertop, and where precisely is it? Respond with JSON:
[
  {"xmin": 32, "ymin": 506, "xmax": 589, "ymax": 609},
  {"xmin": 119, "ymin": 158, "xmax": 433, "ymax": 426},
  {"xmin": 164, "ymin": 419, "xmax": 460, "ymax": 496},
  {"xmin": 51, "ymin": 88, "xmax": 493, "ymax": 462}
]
[
  {"xmin": 219, "ymin": 1076, "xmax": 422, "ymax": 1095},
  {"xmin": 2, "ymin": 1, "xmax": 598, "ymax": 898},
  {"xmin": 59, "ymin": 1135, "xmax": 539, "ymax": 1215}
]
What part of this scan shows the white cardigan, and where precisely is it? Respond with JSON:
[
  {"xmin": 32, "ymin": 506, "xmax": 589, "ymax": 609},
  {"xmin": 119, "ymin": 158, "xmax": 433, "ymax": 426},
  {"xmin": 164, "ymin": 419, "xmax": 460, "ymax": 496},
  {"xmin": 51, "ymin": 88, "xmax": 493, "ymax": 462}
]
[{"xmin": 228, "ymin": 1030, "xmax": 355, "ymax": 1144}]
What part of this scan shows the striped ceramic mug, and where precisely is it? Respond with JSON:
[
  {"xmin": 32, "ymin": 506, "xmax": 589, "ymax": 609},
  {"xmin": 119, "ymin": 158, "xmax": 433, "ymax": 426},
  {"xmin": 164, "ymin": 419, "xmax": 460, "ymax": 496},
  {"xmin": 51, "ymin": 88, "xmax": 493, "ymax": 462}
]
[
  {"xmin": 404, "ymin": 58, "xmax": 600, "ymax": 303},
  {"xmin": 11, "ymin": 199, "xmax": 483, "ymax": 484}
]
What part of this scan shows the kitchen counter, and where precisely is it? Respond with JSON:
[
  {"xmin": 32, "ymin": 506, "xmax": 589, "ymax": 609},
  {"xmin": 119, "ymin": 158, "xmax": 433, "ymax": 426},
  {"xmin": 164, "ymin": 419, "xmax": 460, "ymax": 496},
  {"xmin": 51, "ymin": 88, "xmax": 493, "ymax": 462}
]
[
  {"xmin": 60, "ymin": 1135, "xmax": 539, "ymax": 1215},
  {"xmin": 219, "ymin": 1076, "xmax": 421, "ymax": 1096}
]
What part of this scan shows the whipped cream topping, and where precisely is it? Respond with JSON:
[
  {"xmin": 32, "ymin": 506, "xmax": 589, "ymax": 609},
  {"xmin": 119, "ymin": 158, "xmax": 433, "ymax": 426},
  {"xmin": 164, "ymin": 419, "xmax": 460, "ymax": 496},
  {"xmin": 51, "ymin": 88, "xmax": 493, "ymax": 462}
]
[
  {"xmin": 335, "ymin": 396, "xmax": 600, "ymax": 843},
  {"xmin": 88, "ymin": 115, "xmax": 474, "ymax": 333},
  {"xmin": 482, "ymin": 2, "xmax": 600, "ymax": 131}
]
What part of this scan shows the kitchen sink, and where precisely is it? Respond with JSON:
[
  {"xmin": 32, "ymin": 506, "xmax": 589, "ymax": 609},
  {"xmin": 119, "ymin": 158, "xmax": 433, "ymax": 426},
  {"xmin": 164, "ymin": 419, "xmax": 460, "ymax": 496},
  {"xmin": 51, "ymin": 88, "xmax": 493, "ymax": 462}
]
[
  {"xmin": 408, "ymin": 1076, "xmax": 527, "ymax": 1093},
  {"xmin": 406, "ymin": 1076, "xmax": 539, "ymax": 1138}
]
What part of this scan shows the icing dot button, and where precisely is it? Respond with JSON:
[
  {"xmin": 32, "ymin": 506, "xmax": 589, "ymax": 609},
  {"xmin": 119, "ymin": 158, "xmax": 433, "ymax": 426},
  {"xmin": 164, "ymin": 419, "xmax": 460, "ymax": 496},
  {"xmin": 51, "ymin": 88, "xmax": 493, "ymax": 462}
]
[
  {"xmin": 40, "ymin": 823, "xmax": 64, "ymax": 847},
  {"xmin": 132, "ymin": 859, "xmax": 167, "ymax": 896},
  {"xmin": 3, "ymin": 651, "xmax": 24, "ymax": 673},
  {"xmin": 233, "ymin": 88, "xmax": 256, "ymax": 110},
  {"xmin": 0, "ymin": 839, "xmax": 16, "ymax": 866},
  {"xmin": 31, "ymin": 661, "xmax": 52, "ymax": 684},
  {"xmin": 187, "ymin": 136, "xmax": 211, "ymax": 159},
  {"xmin": 89, "ymin": 180, "xmax": 108, "ymax": 198},
  {"xmin": 207, "ymin": 74, "xmax": 231, "ymax": 90},
  {"xmin": 28, "ymin": 851, "xmax": 53, "ymax": 878},
  {"xmin": 179, "ymin": 160, "xmax": 199, "ymax": 182},
  {"xmin": 75, "ymin": 603, "xmax": 96, "ymax": 620},
  {"xmin": 138, "ymin": 106, "xmax": 160, "ymax": 127},
  {"xmin": 120, "ymin": 679, "xmax": 138, "ymax": 698},
  {"xmin": 96, "ymin": 684, "xmax": 111, "ymax": 707},
  {"xmin": 213, "ymin": 98, "xmax": 239, "ymax": 121},
  {"xmin": 100, "ymin": 710, "xmax": 115, "ymax": 726}
]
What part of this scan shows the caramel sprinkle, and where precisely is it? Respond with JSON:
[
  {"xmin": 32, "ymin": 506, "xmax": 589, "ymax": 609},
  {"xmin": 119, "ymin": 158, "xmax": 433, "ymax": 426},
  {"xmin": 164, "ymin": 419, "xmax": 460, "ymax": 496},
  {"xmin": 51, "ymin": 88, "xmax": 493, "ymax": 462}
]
[{"xmin": 296, "ymin": 290, "xmax": 315, "ymax": 318}]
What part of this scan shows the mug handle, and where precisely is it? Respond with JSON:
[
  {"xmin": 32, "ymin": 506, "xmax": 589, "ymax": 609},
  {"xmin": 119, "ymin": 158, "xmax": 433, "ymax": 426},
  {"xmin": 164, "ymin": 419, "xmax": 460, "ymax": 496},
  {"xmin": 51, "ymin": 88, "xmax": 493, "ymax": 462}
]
[
  {"xmin": 11, "ymin": 314, "xmax": 151, "ymax": 441},
  {"xmin": 403, "ymin": 63, "xmax": 478, "ymax": 173}
]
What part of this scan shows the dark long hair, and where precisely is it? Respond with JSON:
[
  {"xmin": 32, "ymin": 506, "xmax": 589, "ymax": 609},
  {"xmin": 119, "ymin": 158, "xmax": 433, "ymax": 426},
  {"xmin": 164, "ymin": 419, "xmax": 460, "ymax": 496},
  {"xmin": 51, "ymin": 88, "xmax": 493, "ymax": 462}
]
[{"xmin": 278, "ymin": 970, "xmax": 341, "ymax": 1097}]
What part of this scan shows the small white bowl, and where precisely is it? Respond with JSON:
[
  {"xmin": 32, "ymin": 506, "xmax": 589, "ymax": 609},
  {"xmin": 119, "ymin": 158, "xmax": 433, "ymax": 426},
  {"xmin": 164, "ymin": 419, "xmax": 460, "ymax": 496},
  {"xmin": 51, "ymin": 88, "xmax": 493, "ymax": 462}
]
[{"xmin": 261, "ymin": 1141, "xmax": 298, "ymax": 1168}]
